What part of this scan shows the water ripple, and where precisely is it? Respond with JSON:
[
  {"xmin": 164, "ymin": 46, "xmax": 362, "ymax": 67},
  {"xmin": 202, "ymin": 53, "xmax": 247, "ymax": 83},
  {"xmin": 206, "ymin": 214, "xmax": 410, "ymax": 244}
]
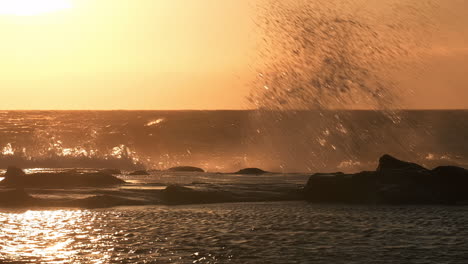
[{"xmin": 1, "ymin": 203, "xmax": 468, "ymax": 263}]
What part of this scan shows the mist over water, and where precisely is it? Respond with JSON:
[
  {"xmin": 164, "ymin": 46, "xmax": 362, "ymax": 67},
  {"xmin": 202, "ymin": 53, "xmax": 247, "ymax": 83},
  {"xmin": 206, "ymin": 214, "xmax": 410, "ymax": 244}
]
[
  {"xmin": 0, "ymin": 110, "xmax": 467, "ymax": 173},
  {"xmin": 247, "ymin": 0, "xmax": 445, "ymax": 171},
  {"xmin": 250, "ymin": 0, "xmax": 439, "ymax": 109}
]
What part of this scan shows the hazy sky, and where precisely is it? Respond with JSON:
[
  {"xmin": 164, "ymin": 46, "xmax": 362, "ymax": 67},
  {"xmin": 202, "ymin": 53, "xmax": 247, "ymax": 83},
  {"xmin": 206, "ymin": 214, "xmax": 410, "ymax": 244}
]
[{"xmin": 0, "ymin": 0, "xmax": 466, "ymax": 110}]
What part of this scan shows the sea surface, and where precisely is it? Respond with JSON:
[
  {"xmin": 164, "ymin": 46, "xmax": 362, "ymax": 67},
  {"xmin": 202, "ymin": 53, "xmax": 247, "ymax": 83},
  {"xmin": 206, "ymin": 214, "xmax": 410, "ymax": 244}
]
[
  {"xmin": 1, "ymin": 110, "xmax": 468, "ymax": 172},
  {"xmin": 1, "ymin": 110, "xmax": 468, "ymax": 263},
  {"xmin": 1, "ymin": 202, "xmax": 468, "ymax": 263}
]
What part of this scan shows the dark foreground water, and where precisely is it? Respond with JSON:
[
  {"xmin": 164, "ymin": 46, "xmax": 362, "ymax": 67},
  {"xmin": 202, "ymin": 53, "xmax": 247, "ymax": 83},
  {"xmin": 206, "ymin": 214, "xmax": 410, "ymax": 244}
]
[{"xmin": 1, "ymin": 202, "xmax": 468, "ymax": 263}]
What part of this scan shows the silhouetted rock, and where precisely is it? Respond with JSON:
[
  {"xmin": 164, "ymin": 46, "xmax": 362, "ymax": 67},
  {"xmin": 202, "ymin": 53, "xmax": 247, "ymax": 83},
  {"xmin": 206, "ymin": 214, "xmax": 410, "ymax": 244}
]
[
  {"xmin": 5, "ymin": 166, "xmax": 26, "ymax": 178},
  {"xmin": 377, "ymin": 154, "xmax": 431, "ymax": 184},
  {"xmin": 0, "ymin": 189, "xmax": 37, "ymax": 207},
  {"xmin": 100, "ymin": 169, "xmax": 122, "ymax": 175},
  {"xmin": 1, "ymin": 167, "xmax": 125, "ymax": 188},
  {"xmin": 235, "ymin": 168, "xmax": 268, "ymax": 175},
  {"xmin": 432, "ymin": 165, "xmax": 468, "ymax": 179},
  {"xmin": 304, "ymin": 155, "xmax": 468, "ymax": 204},
  {"xmin": 167, "ymin": 166, "xmax": 205, "ymax": 172},
  {"xmin": 304, "ymin": 171, "xmax": 377, "ymax": 203},
  {"xmin": 430, "ymin": 166, "xmax": 468, "ymax": 203},
  {"xmin": 161, "ymin": 185, "xmax": 235, "ymax": 205},
  {"xmin": 129, "ymin": 170, "xmax": 150, "ymax": 176}
]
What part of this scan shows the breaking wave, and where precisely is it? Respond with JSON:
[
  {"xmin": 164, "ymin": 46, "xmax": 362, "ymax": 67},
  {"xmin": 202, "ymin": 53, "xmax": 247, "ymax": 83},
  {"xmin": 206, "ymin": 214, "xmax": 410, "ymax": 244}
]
[{"xmin": 245, "ymin": 0, "xmax": 441, "ymax": 171}]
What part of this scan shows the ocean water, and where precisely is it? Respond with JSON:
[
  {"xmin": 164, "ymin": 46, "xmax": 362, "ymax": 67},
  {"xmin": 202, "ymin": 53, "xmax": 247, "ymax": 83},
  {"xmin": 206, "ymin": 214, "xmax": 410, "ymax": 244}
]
[
  {"xmin": 1, "ymin": 202, "xmax": 468, "ymax": 263},
  {"xmin": 1, "ymin": 110, "xmax": 468, "ymax": 172}
]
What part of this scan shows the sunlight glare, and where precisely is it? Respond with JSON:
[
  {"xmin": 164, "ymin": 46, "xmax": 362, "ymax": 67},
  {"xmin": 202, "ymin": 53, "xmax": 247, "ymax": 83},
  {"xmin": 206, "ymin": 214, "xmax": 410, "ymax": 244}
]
[{"xmin": 0, "ymin": 0, "xmax": 73, "ymax": 16}]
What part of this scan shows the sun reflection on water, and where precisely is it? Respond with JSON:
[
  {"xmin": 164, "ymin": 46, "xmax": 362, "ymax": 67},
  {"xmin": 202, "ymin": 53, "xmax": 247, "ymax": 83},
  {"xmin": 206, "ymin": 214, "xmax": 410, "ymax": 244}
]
[{"xmin": 0, "ymin": 210, "xmax": 111, "ymax": 263}]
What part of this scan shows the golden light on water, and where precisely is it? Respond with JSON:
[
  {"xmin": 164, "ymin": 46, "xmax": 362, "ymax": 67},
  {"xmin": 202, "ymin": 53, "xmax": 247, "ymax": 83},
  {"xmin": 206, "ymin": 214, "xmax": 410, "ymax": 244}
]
[
  {"xmin": 0, "ymin": 0, "xmax": 73, "ymax": 16},
  {"xmin": 0, "ymin": 210, "xmax": 111, "ymax": 263}
]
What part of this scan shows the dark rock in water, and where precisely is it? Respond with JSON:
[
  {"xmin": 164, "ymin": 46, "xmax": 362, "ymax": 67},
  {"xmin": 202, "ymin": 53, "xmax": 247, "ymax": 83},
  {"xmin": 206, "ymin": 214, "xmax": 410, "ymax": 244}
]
[
  {"xmin": 432, "ymin": 165, "xmax": 468, "ymax": 179},
  {"xmin": 374, "ymin": 155, "xmax": 435, "ymax": 204},
  {"xmin": 167, "ymin": 166, "xmax": 205, "ymax": 172},
  {"xmin": 304, "ymin": 171, "xmax": 377, "ymax": 203},
  {"xmin": 377, "ymin": 154, "xmax": 431, "ymax": 184},
  {"xmin": 100, "ymin": 169, "xmax": 122, "ymax": 175},
  {"xmin": 0, "ymin": 189, "xmax": 37, "ymax": 207},
  {"xmin": 5, "ymin": 166, "xmax": 26, "ymax": 178},
  {"xmin": 129, "ymin": 170, "xmax": 150, "ymax": 176},
  {"xmin": 161, "ymin": 185, "xmax": 235, "ymax": 205},
  {"xmin": 1, "ymin": 167, "xmax": 125, "ymax": 188},
  {"xmin": 235, "ymin": 168, "xmax": 268, "ymax": 175},
  {"xmin": 430, "ymin": 166, "xmax": 468, "ymax": 204},
  {"xmin": 304, "ymin": 154, "xmax": 468, "ymax": 205}
]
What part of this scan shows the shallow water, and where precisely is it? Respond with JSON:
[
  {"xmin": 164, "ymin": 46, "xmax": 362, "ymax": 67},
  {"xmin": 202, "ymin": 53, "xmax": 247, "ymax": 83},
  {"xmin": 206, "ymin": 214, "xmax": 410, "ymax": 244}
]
[
  {"xmin": 0, "ymin": 170, "xmax": 307, "ymax": 207},
  {"xmin": 1, "ymin": 202, "xmax": 468, "ymax": 263}
]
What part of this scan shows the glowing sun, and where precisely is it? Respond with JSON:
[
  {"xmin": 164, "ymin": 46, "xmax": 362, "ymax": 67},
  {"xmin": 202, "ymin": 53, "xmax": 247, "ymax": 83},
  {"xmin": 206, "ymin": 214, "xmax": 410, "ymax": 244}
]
[{"xmin": 0, "ymin": 0, "xmax": 73, "ymax": 16}]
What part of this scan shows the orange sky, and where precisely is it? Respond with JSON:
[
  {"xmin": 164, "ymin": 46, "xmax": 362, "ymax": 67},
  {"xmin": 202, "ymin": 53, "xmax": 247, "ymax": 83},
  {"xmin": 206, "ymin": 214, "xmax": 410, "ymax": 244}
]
[{"xmin": 0, "ymin": 0, "xmax": 466, "ymax": 110}]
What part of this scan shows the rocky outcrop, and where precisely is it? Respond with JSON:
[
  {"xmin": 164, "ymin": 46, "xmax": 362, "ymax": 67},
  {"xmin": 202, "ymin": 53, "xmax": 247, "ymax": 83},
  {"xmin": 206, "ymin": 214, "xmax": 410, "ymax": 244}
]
[
  {"xmin": 4, "ymin": 166, "xmax": 26, "ymax": 178},
  {"xmin": 235, "ymin": 168, "xmax": 268, "ymax": 175},
  {"xmin": 377, "ymin": 154, "xmax": 431, "ymax": 185},
  {"xmin": 304, "ymin": 155, "xmax": 468, "ymax": 204},
  {"xmin": 1, "ymin": 167, "xmax": 125, "ymax": 188},
  {"xmin": 167, "ymin": 166, "xmax": 205, "ymax": 173},
  {"xmin": 129, "ymin": 170, "xmax": 150, "ymax": 176},
  {"xmin": 304, "ymin": 171, "xmax": 377, "ymax": 203}
]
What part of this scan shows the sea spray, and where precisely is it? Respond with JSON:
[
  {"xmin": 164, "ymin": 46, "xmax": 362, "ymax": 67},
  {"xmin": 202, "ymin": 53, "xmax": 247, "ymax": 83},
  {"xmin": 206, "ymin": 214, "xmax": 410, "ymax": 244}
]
[{"xmin": 247, "ymin": 0, "xmax": 440, "ymax": 172}]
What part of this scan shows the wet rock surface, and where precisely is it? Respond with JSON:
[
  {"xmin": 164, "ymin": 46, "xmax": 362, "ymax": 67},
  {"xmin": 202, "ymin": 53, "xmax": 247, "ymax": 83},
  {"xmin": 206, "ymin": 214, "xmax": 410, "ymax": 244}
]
[
  {"xmin": 166, "ymin": 166, "xmax": 205, "ymax": 172},
  {"xmin": 235, "ymin": 168, "xmax": 268, "ymax": 175},
  {"xmin": 304, "ymin": 155, "xmax": 468, "ymax": 204}
]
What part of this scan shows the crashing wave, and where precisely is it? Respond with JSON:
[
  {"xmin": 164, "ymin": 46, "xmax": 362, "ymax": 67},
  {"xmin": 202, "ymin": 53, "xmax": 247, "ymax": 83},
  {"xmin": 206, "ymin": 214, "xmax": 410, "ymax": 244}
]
[{"xmin": 0, "ymin": 143, "xmax": 144, "ymax": 169}]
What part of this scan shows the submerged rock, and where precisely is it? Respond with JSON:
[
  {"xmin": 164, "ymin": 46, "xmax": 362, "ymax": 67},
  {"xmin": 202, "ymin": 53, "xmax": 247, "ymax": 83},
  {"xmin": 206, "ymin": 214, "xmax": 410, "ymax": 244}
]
[
  {"xmin": 129, "ymin": 170, "xmax": 150, "ymax": 176},
  {"xmin": 161, "ymin": 185, "xmax": 235, "ymax": 205},
  {"xmin": 167, "ymin": 166, "xmax": 205, "ymax": 172},
  {"xmin": 304, "ymin": 154, "xmax": 468, "ymax": 204},
  {"xmin": 235, "ymin": 168, "xmax": 268, "ymax": 175},
  {"xmin": 1, "ymin": 167, "xmax": 125, "ymax": 188}
]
